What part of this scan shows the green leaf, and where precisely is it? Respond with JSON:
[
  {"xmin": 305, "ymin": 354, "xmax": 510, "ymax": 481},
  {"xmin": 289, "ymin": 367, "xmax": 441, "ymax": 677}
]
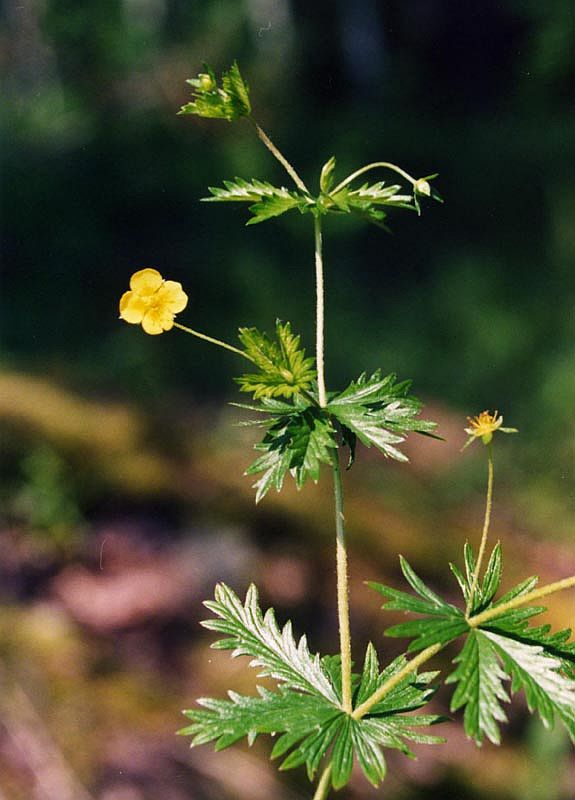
[
  {"xmin": 203, "ymin": 177, "xmax": 310, "ymax": 224},
  {"xmin": 319, "ymin": 156, "xmax": 337, "ymax": 193},
  {"xmin": 446, "ymin": 629, "xmax": 510, "ymax": 745},
  {"xmin": 179, "ymin": 61, "xmax": 251, "ymax": 121},
  {"xmin": 369, "ymin": 557, "xmax": 467, "ymax": 652},
  {"xmin": 202, "ymin": 583, "xmax": 339, "ymax": 702},
  {"xmin": 181, "ymin": 686, "xmax": 341, "ymax": 767},
  {"xmin": 245, "ymin": 407, "xmax": 337, "ymax": 502},
  {"xmin": 481, "ymin": 542, "xmax": 503, "ymax": 606},
  {"xmin": 325, "ymin": 180, "xmax": 423, "ymax": 229},
  {"xmin": 330, "ymin": 717, "xmax": 354, "ymax": 788},
  {"xmin": 182, "ymin": 597, "xmax": 444, "ymax": 791},
  {"xmin": 451, "ymin": 541, "xmax": 502, "ymax": 612},
  {"xmin": 236, "ymin": 320, "xmax": 317, "ymax": 400},
  {"xmin": 328, "ymin": 371, "xmax": 437, "ymax": 464},
  {"xmin": 485, "ymin": 631, "xmax": 575, "ymax": 742}
]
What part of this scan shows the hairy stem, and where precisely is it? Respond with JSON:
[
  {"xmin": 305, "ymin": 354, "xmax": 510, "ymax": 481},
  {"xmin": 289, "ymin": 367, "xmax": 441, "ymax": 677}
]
[
  {"xmin": 251, "ymin": 120, "xmax": 309, "ymax": 194},
  {"xmin": 314, "ymin": 215, "xmax": 327, "ymax": 408},
  {"xmin": 331, "ymin": 161, "xmax": 417, "ymax": 196},
  {"xmin": 332, "ymin": 451, "xmax": 353, "ymax": 713},
  {"xmin": 312, "ymin": 764, "xmax": 333, "ymax": 800},
  {"xmin": 352, "ymin": 642, "xmax": 444, "ymax": 720},
  {"xmin": 469, "ymin": 575, "xmax": 575, "ymax": 628},
  {"xmin": 174, "ymin": 322, "xmax": 250, "ymax": 359},
  {"xmin": 466, "ymin": 442, "xmax": 494, "ymax": 616}
]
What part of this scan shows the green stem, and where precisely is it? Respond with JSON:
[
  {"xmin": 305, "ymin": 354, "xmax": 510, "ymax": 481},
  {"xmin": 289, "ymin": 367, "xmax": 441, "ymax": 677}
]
[
  {"xmin": 332, "ymin": 451, "xmax": 353, "ymax": 714},
  {"xmin": 352, "ymin": 643, "xmax": 444, "ymax": 720},
  {"xmin": 314, "ymin": 215, "xmax": 327, "ymax": 408},
  {"xmin": 174, "ymin": 322, "xmax": 250, "ymax": 359},
  {"xmin": 330, "ymin": 161, "xmax": 417, "ymax": 196},
  {"xmin": 469, "ymin": 575, "xmax": 575, "ymax": 628},
  {"xmin": 251, "ymin": 120, "xmax": 310, "ymax": 194},
  {"xmin": 466, "ymin": 442, "xmax": 494, "ymax": 617},
  {"xmin": 312, "ymin": 764, "xmax": 332, "ymax": 800}
]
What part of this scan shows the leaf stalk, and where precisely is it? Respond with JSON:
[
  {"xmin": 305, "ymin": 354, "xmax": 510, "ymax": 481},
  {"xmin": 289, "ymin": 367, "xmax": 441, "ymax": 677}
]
[
  {"xmin": 312, "ymin": 763, "xmax": 333, "ymax": 800},
  {"xmin": 352, "ymin": 643, "xmax": 444, "ymax": 720},
  {"xmin": 251, "ymin": 120, "xmax": 310, "ymax": 194},
  {"xmin": 468, "ymin": 574, "xmax": 575, "ymax": 628}
]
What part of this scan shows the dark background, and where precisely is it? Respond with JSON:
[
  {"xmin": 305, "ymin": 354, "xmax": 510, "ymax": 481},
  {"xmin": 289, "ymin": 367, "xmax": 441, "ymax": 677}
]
[{"xmin": 1, "ymin": 2, "xmax": 574, "ymax": 799}]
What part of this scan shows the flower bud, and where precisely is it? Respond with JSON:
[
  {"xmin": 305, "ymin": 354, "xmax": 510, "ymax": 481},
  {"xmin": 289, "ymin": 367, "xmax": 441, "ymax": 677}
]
[
  {"xmin": 198, "ymin": 73, "xmax": 216, "ymax": 91},
  {"xmin": 414, "ymin": 179, "xmax": 431, "ymax": 197}
]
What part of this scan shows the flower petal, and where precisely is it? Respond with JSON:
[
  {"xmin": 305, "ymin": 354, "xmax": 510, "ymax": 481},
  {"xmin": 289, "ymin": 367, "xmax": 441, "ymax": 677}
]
[
  {"xmin": 157, "ymin": 281, "xmax": 188, "ymax": 313},
  {"xmin": 130, "ymin": 268, "xmax": 163, "ymax": 295},
  {"xmin": 119, "ymin": 291, "xmax": 147, "ymax": 323},
  {"xmin": 141, "ymin": 307, "xmax": 174, "ymax": 335}
]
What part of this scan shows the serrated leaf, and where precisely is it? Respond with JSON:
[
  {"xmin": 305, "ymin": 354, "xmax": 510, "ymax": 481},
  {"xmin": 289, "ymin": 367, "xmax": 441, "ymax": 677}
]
[
  {"xmin": 179, "ymin": 61, "xmax": 251, "ymax": 121},
  {"xmin": 236, "ymin": 320, "xmax": 317, "ymax": 400},
  {"xmin": 370, "ymin": 557, "xmax": 467, "ymax": 652},
  {"xmin": 328, "ymin": 371, "xmax": 437, "ymax": 464},
  {"xmin": 330, "ymin": 716, "xmax": 354, "ymax": 789},
  {"xmin": 182, "ymin": 630, "xmax": 445, "ymax": 791},
  {"xmin": 202, "ymin": 583, "xmax": 339, "ymax": 703},
  {"xmin": 247, "ymin": 194, "xmax": 308, "ymax": 225},
  {"xmin": 481, "ymin": 542, "xmax": 502, "ymax": 606},
  {"xmin": 203, "ymin": 177, "xmax": 310, "ymax": 224},
  {"xmin": 485, "ymin": 631, "xmax": 575, "ymax": 742},
  {"xmin": 452, "ymin": 541, "xmax": 502, "ymax": 612},
  {"xmin": 245, "ymin": 407, "xmax": 337, "ymax": 501},
  {"xmin": 181, "ymin": 686, "xmax": 341, "ymax": 775},
  {"xmin": 221, "ymin": 60, "xmax": 252, "ymax": 117},
  {"xmin": 446, "ymin": 629, "xmax": 509, "ymax": 745},
  {"xmin": 386, "ymin": 618, "xmax": 470, "ymax": 652},
  {"xmin": 492, "ymin": 575, "xmax": 539, "ymax": 607},
  {"xmin": 320, "ymin": 156, "xmax": 337, "ymax": 193}
]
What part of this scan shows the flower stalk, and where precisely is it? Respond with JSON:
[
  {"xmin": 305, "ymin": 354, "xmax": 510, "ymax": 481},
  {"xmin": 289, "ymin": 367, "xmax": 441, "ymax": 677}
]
[
  {"xmin": 466, "ymin": 441, "xmax": 494, "ymax": 617},
  {"xmin": 173, "ymin": 322, "xmax": 250, "ymax": 360}
]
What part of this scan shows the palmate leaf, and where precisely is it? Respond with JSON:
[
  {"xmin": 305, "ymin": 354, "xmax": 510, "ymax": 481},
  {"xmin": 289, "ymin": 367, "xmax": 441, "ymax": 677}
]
[
  {"xmin": 182, "ymin": 597, "xmax": 445, "ymax": 791},
  {"xmin": 328, "ymin": 371, "xmax": 437, "ymax": 464},
  {"xmin": 245, "ymin": 407, "xmax": 337, "ymax": 502},
  {"xmin": 203, "ymin": 177, "xmax": 311, "ymax": 224},
  {"xmin": 237, "ymin": 320, "xmax": 317, "ymax": 400},
  {"xmin": 179, "ymin": 61, "xmax": 251, "ymax": 121},
  {"xmin": 279, "ymin": 643, "xmax": 445, "ymax": 789},
  {"xmin": 370, "ymin": 548, "xmax": 575, "ymax": 746}
]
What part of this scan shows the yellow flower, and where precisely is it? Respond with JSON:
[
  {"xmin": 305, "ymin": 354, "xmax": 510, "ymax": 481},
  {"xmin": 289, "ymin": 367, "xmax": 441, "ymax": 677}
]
[
  {"xmin": 119, "ymin": 268, "xmax": 188, "ymax": 335},
  {"xmin": 463, "ymin": 410, "xmax": 518, "ymax": 449}
]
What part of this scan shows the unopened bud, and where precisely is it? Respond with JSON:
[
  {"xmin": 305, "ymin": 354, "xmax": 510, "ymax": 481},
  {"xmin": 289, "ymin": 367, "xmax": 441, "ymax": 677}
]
[
  {"xmin": 198, "ymin": 73, "xmax": 216, "ymax": 91},
  {"xmin": 414, "ymin": 179, "xmax": 431, "ymax": 197}
]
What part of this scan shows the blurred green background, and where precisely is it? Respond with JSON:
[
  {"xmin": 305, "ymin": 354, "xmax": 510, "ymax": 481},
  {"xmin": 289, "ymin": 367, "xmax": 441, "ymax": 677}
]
[{"xmin": 1, "ymin": 2, "xmax": 574, "ymax": 799}]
